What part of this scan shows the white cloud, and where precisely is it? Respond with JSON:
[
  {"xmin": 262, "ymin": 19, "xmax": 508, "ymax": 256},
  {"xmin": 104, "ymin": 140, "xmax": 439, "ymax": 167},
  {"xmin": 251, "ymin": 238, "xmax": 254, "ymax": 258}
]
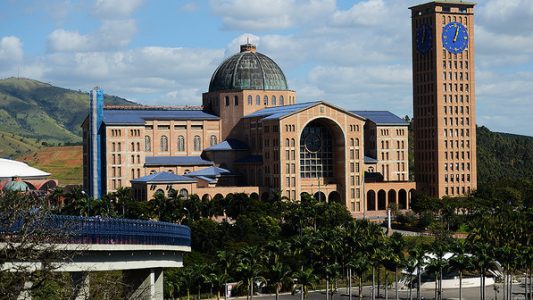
[
  {"xmin": 94, "ymin": 0, "xmax": 144, "ymax": 19},
  {"xmin": 0, "ymin": 36, "xmax": 23, "ymax": 63},
  {"xmin": 209, "ymin": 0, "xmax": 335, "ymax": 31},
  {"xmin": 47, "ymin": 29, "xmax": 90, "ymax": 52}
]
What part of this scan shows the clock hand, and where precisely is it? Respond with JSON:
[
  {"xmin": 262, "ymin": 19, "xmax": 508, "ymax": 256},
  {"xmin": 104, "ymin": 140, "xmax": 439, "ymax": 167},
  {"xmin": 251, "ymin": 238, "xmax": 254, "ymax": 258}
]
[{"xmin": 453, "ymin": 27, "xmax": 459, "ymax": 42}]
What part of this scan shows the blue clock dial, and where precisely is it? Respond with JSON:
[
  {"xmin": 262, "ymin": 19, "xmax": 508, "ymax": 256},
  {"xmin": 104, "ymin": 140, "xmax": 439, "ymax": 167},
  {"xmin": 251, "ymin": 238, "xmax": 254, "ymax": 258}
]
[
  {"xmin": 442, "ymin": 22, "xmax": 468, "ymax": 54},
  {"xmin": 416, "ymin": 24, "xmax": 433, "ymax": 54}
]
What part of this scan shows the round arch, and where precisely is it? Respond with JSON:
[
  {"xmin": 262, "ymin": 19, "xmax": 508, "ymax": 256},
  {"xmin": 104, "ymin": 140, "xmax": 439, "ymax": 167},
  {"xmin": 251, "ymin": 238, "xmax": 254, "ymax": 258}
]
[
  {"xmin": 408, "ymin": 189, "xmax": 416, "ymax": 210},
  {"xmin": 299, "ymin": 117, "xmax": 346, "ymax": 187},
  {"xmin": 40, "ymin": 180, "xmax": 57, "ymax": 191},
  {"xmin": 202, "ymin": 194, "xmax": 211, "ymax": 202},
  {"xmin": 314, "ymin": 191, "xmax": 326, "ymax": 202},
  {"xmin": 250, "ymin": 192, "xmax": 259, "ymax": 200},
  {"xmin": 367, "ymin": 190, "xmax": 376, "ymax": 211},
  {"xmin": 399, "ymin": 189, "xmax": 407, "ymax": 209},
  {"xmin": 378, "ymin": 189, "xmax": 386, "ymax": 210},
  {"xmin": 179, "ymin": 188, "xmax": 189, "ymax": 199},
  {"xmin": 213, "ymin": 193, "xmax": 224, "ymax": 201},
  {"xmin": 328, "ymin": 191, "xmax": 342, "ymax": 203},
  {"xmin": 388, "ymin": 189, "xmax": 397, "ymax": 207}
]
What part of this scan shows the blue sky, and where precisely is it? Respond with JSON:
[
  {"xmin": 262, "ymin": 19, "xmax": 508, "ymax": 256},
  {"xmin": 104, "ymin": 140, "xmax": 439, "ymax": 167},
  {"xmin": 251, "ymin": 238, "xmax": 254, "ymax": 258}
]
[{"xmin": 0, "ymin": 0, "xmax": 532, "ymax": 137}]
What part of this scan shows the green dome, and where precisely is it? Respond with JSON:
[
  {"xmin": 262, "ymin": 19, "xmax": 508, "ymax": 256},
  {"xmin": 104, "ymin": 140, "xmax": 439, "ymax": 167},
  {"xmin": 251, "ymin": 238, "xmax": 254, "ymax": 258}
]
[
  {"xmin": 3, "ymin": 180, "xmax": 29, "ymax": 192},
  {"xmin": 208, "ymin": 44, "xmax": 289, "ymax": 92}
]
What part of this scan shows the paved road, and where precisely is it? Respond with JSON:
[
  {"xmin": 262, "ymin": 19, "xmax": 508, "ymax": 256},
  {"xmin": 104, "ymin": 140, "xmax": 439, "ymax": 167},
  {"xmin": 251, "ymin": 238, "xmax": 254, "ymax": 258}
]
[{"xmin": 252, "ymin": 283, "xmax": 531, "ymax": 300}]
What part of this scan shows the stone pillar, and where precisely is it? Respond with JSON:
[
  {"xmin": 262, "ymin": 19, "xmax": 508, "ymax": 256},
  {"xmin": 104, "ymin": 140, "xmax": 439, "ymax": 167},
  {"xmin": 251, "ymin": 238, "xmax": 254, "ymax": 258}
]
[
  {"xmin": 71, "ymin": 272, "xmax": 90, "ymax": 300},
  {"xmin": 123, "ymin": 268, "xmax": 164, "ymax": 300}
]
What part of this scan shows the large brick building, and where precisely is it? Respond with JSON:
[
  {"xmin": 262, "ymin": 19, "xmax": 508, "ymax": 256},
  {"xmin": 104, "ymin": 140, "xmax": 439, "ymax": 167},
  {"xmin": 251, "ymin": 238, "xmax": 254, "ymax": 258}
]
[{"xmin": 83, "ymin": 0, "xmax": 477, "ymax": 218}]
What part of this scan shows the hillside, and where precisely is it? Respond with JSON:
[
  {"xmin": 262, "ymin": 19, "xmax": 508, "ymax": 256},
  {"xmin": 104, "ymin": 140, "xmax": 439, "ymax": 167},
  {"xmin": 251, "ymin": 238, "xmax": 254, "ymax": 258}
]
[
  {"xmin": 18, "ymin": 146, "xmax": 82, "ymax": 185},
  {"xmin": 477, "ymin": 126, "xmax": 533, "ymax": 184},
  {"xmin": 0, "ymin": 77, "xmax": 135, "ymax": 157}
]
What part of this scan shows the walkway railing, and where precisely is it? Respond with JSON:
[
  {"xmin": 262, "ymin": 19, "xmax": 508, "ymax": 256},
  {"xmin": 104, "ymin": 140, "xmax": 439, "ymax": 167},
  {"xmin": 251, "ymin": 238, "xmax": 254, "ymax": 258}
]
[{"xmin": 2, "ymin": 215, "xmax": 191, "ymax": 247}]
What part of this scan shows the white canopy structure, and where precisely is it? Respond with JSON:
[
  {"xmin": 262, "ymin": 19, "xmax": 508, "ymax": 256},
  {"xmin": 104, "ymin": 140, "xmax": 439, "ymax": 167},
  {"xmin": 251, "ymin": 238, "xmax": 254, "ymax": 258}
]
[{"xmin": 0, "ymin": 158, "xmax": 50, "ymax": 179}]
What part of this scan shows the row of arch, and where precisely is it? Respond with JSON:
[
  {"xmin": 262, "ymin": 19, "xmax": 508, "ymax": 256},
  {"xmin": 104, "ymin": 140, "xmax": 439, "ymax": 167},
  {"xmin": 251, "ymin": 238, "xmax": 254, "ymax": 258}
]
[
  {"xmin": 245, "ymin": 95, "xmax": 295, "ymax": 106},
  {"xmin": 366, "ymin": 189, "xmax": 415, "ymax": 211},
  {"xmin": 145, "ymin": 135, "xmax": 218, "ymax": 152}
]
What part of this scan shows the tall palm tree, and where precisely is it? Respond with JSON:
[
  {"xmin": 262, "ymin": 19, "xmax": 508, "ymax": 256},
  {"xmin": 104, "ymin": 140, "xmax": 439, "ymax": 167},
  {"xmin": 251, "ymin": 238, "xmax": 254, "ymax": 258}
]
[
  {"xmin": 236, "ymin": 246, "xmax": 265, "ymax": 300},
  {"xmin": 293, "ymin": 268, "xmax": 318, "ymax": 300},
  {"xmin": 449, "ymin": 239, "xmax": 474, "ymax": 300},
  {"xmin": 408, "ymin": 245, "xmax": 426, "ymax": 300},
  {"xmin": 269, "ymin": 262, "xmax": 292, "ymax": 300}
]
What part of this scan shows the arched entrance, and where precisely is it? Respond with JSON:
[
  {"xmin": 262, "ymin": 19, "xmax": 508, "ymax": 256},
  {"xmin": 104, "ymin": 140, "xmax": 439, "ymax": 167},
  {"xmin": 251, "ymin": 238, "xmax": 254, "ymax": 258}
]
[
  {"xmin": 299, "ymin": 118, "xmax": 346, "ymax": 200},
  {"xmin": 314, "ymin": 191, "xmax": 326, "ymax": 202},
  {"xmin": 202, "ymin": 194, "xmax": 211, "ymax": 202},
  {"xmin": 367, "ymin": 190, "xmax": 376, "ymax": 211},
  {"xmin": 399, "ymin": 189, "xmax": 407, "ymax": 209},
  {"xmin": 328, "ymin": 191, "xmax": 342, "ymax": 203},
  {"xmin": 250, "ymin": 192, "xmax": 259, "ymax": 200},
  {"xmin": 388, "ymin": 189, "xmax": 397, "ymax": 207},
  {"xmin": 378, "ymin": 190, "xmax": 386, "ymax": 210}
]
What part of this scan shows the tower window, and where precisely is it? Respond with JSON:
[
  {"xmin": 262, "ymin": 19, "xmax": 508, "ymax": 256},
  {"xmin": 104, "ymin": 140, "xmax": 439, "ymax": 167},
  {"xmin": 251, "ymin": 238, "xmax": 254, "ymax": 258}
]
[
  {"xmin": 144, "ymin": 136, "xmax": 151, "ymax": 152},
  {"xmin": 272, "ymin": 95, "xmax": 277, "ymax": 105},
  {"xmin": 225, "ymin": 96, "xmax": 229, "ymax": 106},
  {"xmin": 280, "ymin": 95, "xmax": 284, "ymax": 105},
  {"xmin": 234, "ymin": 95, "xmax": 239, "ymax": 106},
  {"xmin": 210, "ymin": 135, "xmax": 217, "ymax": 146},
  {"xmin": 256, "ymin": 95, "xmax": 260, "ymax": 105},
  {"xmin": 264, "ymin": 95, "xmax": 269, "ymax": 105},
  {"xmin": 248, "ymin": 95, "xmax": 252, "ymax": 105}
]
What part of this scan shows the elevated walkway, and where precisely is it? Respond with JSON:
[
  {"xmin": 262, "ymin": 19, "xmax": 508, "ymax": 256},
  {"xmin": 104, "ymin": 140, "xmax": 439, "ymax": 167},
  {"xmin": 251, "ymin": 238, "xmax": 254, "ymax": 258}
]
[{"xmin": 1, "ymin": 215, "xmax": 191, "ymax": 300}]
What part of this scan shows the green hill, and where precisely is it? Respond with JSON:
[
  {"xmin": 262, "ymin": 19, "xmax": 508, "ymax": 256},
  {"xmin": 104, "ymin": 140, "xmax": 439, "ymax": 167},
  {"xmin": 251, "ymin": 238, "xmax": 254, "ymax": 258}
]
[
  {"xmin": 477, "ymin": 126, "xmax": 533, "ymax": 184},
  {"xmin": 0, "ymin": 77, "xmax": 135, "ymax": 157}
]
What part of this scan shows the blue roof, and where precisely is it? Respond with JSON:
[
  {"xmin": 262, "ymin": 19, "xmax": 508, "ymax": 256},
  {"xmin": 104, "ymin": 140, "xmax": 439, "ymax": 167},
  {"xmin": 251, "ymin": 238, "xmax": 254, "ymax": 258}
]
[
  {"xmin": 145, "ymin": 156, "xmax": 213, "ymax": 166},
  {"xmin": 103, "ymin": 108, "xmax": 219, "ymax": 125},
  {"xmin": 235, "ymin": 155, "xmax": 263, "ymax": 164},
  {"xmin": 243, "ymin": 101, "xmax": 320, "ymax": 120},
  {"xmin": 185, "ymin": 166, "xmax": 235, "ymax": 177},
  {"xmin": 131, "ymin": 172, "xmax": 197, "ymax": 183},
  {"xmin": 364, "ymin": 156, "xmax": 378, "ymax": 164},
  {"xmin": 351, "ymin": 111, "xmax": 407, "ymax": 126},
  {"xmin": 204, "ymin": 138, "xmax": 248, "ymax": 151}
]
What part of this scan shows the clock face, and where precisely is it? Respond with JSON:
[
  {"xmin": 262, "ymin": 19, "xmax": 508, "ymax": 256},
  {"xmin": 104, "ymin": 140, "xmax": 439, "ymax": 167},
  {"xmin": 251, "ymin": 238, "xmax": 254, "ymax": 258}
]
[
  {"xmin": 304, "ymin": 133, "xmax": 321, "ymax": 153},
  {"xmin": 442, "ymin": 22, "xmax": 468, "ymax": 54},
  {"xmin": 416, "ymin": 24, "xmax": 433, "ymax": 54}
]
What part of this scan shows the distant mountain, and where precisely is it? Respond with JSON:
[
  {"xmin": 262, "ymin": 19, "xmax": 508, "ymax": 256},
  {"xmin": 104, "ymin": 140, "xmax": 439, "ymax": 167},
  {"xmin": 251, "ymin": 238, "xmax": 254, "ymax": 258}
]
[{"xmin": 0, "ymin": 77, "xmax": 135, "ymax": 158}]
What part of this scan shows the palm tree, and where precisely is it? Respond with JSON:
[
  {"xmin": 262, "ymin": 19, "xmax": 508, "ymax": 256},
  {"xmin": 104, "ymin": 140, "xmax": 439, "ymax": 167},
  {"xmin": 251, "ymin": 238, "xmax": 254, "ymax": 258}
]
[
  {"xmin": 236, "ymin": 246, "xmax": 265, "ymax": 300},
  {"xmin": 408, "ymin": 245, "xmax": 426, "ymax": 300},
  {"xmin": 293, "ymin": 268, "xmax": 318, "ymax": 300},
  {"xmin": 448, "ymin": 239, "xmax": 474, "ymax": 300},
  {"xmin": 269, "ymin": 262, "xmax": 292, "ymax": 300},
  {"xmin": 347, "ymin": 253, "xmax": 369, "ymax": 299}
]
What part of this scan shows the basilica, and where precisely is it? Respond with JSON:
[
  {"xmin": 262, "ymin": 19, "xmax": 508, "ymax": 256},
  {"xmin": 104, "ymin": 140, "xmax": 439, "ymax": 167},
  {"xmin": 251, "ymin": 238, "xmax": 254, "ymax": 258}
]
[{"xmin": 83, "ymin": 42, "xmax": 416, "ymax": 219}]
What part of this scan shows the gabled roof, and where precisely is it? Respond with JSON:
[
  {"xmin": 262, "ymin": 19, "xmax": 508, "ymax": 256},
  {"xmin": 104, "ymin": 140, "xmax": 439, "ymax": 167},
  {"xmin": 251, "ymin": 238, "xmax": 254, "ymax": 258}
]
[
  {"xmin": 103, "ymin": 108, "xmax": 218, "ymax": 125},
  {"xmin": 244, "ymin": 101, "xmax": 366, "ymax": 121},
  {"xmin": 204, "ymin": 139, "xmax": 249, "ymax": 151},
  {"xmin": 364, "ymin": 156, "xmax": 378, "ymax": 164},
  {"xmin": 351, "ymin": 111, "xmax": 408, "ymax": 126},
  {"xmin": 144, "ymin": 156, "xmax": 213, "ymax": 167},
  {"xmin": 131, "ymin": 172, "xmax": 197, "ymax": 183},
  {"xmin": 244, "ymin": 101, "xmax": 320, "ymax": 120},
  {"xmin": 185, "ymin": 166, "xmax": 235, "ymax": 177}
]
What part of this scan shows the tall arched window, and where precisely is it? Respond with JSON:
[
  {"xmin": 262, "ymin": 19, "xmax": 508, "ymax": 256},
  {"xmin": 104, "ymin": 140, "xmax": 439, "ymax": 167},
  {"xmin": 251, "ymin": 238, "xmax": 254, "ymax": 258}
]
[
  {"xmin": 177, "ymin": 135, "xmax": 185, "ymax": 152},
  {"xmin": 210, "ymin": 135, "xmax": 217, "ymax": 146},
  {"xmin": 160, "ymin": 135, "xmax": 168, "ymax": 152},
  {"xmin": 144, "ymin": 136, "xmax": 151, "ymax": 151},
  {"xmin": 194, "ymin": 135, "xmax": 201, "ymax": 151},
  {"xmin": 272, "ymin": 95, "xmax": 277, "ymax": 105},
  {"xmin": 248, "ymin": 95, "xmax": 252, "ymax": 105},
  {"xmin": 264, "ymin": 95, "xmax": 268, "ymax": 105},
  {"xmin": 256, "ymin": 95, "xmax": 260, "ymax": 105},
  {"xmin": 280, "ymin": 95, "xmax": 284, "ymax": 105}
]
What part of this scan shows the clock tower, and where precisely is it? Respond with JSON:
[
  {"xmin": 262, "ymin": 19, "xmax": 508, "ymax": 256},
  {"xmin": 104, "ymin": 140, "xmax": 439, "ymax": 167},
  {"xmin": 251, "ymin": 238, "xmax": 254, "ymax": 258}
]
[{"xmin": 409, "ymin": 1, "xmax": 477, "ymax": 198}]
